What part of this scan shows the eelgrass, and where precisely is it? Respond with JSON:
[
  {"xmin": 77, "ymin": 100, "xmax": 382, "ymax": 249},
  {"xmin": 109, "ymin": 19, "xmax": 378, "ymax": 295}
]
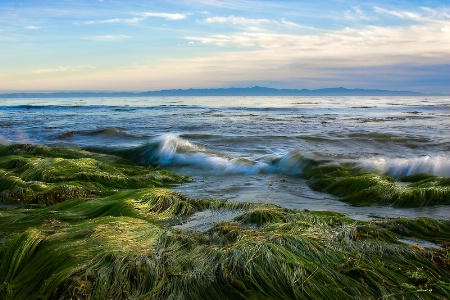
[
  {"xmin": 2, "ymin": 211, "xmax": 450, "ymax": 299},
  {"xmin": 0, "ymin": 144, "xmax": 187, "ymax": 205},
  {"xmin": 0, "ymin": 217, "xmax": 163, "ymax": 300},
  {"xmin": 306, "ymin": 163, "xmax": 450, "ymax": 207},
  {"xmin": 1, "ymin": 144, "xmax": 450, "ymax": 299},
  {"xmin": 234, "ymin": 205, "xmax": 288, "ymax": 226}
]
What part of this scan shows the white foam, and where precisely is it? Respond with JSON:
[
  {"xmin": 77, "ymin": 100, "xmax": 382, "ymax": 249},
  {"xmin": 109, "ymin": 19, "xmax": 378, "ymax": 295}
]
[
  {"xmin": 155, "ymin": 134, "xmax": 204, "ymax": 164},
  {"xmin": 144, "ymin": 134, "xmax": 319, "ymax": 176},
  {"xmin": 147, "ymin": 134, "xmax": 269, "ymax": 174},
  {"xmin": 360, "ymin": 155, "xmax": 450, "ymax": 178}
]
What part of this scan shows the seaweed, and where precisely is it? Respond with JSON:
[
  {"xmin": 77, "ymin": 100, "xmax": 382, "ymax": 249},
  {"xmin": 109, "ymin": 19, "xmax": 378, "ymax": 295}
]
[
  {"xmin": 306, "ymin": 164, "xmax": 450, "ymax": 207},
  {"xmin": 0, "ymin": 144, "xmax": 187, "ymax": 206},
  {"xmin": 1, "ymin": 145, "xmax": 450, "ymax": 299}
]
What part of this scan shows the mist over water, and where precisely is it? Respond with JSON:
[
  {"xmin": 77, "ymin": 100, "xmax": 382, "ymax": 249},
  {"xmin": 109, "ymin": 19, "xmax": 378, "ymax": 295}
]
[{"xmin": 1, "ymin": 96, "xmax": 449, "ymax": 219}]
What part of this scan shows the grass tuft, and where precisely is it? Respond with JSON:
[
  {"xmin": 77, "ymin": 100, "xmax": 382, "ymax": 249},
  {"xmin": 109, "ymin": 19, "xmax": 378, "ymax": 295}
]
[
  {"xmin": 0, "ymin": 144, "xmax": 187, "ymax": 206},
  {"xmin": 234, "ymin": 205, "xmax": 287, "ymax": 226}
]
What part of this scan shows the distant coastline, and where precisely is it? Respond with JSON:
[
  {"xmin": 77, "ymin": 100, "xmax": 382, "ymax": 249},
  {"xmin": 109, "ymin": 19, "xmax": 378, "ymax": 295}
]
[{"xmin": 0, "ymin": 86, "xmax": 437, "ymax": 98}]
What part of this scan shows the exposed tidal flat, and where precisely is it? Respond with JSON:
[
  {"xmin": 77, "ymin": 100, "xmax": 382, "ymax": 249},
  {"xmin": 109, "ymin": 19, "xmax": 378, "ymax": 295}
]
[{"xmin": 1, "ymin": 144, "xmax": 450, "ymax": 299}]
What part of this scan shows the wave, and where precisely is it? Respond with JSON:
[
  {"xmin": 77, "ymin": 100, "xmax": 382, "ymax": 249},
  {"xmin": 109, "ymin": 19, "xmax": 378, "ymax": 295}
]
[
  {"xmin": 347, "ymin": 132, "xmax": 431, "ymax": 144},
  {"xmin": 132, "ymin": 134, "xmax": 319, "ymax": 176},
  {"xmin": 137, "ymin": 134, "xmax": 264, "ymax": 174},
  {"xmin": 1, "ymin": 104, "xmax": 103, "ymax": 110},
  {"xmin": 111, "ymin": 134, "xmax": 450, "ymax": 179},
  {"xmin": 359, "ymin": 155, "xmax": 450, "ymax": 178},
  {"xmin": 56, "ymin": 128, "xmax": 141, "ymax": 140}
]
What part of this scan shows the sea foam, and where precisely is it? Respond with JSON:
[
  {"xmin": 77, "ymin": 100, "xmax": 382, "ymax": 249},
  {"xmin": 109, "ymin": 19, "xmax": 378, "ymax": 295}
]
[
  {"xmin": 360, "ymin": 155, "xmax": 450, "ymax": 178},
  {"xmin": 141, "ymin": 134, "xmax": 267, "ymax": 174}
]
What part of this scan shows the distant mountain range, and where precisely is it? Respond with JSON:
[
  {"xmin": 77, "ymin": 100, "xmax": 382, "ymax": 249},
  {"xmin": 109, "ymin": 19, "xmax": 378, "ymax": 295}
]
[{"xmin": 0, "ymin": 86, "xmax": 431, "ymax": 98}]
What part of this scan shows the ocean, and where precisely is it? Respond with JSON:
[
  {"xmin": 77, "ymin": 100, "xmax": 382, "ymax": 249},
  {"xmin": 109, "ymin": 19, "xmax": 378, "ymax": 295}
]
[{"xmin": 1, "ymin": 95, "xmax": 449, "ymax": 220}]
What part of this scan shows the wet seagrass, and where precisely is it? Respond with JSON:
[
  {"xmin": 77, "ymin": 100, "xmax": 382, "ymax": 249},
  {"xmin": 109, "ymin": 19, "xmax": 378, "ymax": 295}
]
[{"xmin": 1, "ymin": 145, "xmax": 450, "ymax": 299}]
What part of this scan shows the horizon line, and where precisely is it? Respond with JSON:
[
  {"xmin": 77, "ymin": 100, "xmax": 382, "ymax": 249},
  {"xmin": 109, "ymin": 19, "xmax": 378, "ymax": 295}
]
[{"xmin": 1, "ymin": 86, "xmax": 443, "ymax": 95}]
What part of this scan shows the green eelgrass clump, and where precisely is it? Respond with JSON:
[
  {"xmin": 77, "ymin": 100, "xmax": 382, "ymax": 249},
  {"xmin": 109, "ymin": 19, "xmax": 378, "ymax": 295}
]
[
  {"xmin": 0, "ymin": 217, "xmax": 163, "ymax": 300},
  {"xmin": 0, "ymin": 186, "xmax": 249, "ymax": 240},
  {"xmin": 234, "ymin": 205, "xmax": 288, "ymax": 226},
  {"xmin": 378, "ymin": 217, "xmax": 450, "ymax": 245},
  {"xmin": 0, "ymin": 144, "xmax": 187, "ymax": 205},
  {"xmin": 306, "ymin": 164, "xmax": 450, "ymax": 207},
  {"xmin": 2, "ymin": 197, "xmax": 450, "ymax": 299},
  {"xmin": 14, "ymin": 156, "xmax": 181, "ymax": 189}
]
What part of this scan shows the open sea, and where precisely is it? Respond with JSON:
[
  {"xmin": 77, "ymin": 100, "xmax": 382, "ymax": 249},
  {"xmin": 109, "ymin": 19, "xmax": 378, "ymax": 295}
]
[{"xmin": 1, "ymin": 95, "xmax": 449, "ymax": 220}]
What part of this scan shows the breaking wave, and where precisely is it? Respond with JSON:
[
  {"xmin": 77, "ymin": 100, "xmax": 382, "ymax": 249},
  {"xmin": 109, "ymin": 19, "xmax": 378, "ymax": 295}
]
[
  {"xmin": 116, "ymin": 135, "xmax": 450, "ymax": 179},
  {"xmin": 360, "ymin": 155, "xmax": 450, "ymax": 178},
  {"xmin": 135, "ymin": 134, "xmax": 318, "ymax": 176}
]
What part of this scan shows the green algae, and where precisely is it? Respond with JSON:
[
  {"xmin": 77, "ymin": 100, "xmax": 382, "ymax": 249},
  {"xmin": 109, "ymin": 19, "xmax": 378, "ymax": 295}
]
[
  {"xmin": 1, "ymin": 145, "xmax": 450, "ymax": 299},
  {"xmin": 306, "ymin": 163, "xmax": 450, "ymax": 207},
  {"xmin": 234, "ymin": 205, "xmax": 288, "ymax": 226},
  {"xmin": 0, "ymin": 144, "xmax": 187, "ymax": 206},
  {"xmin": 2, "ymin": 204, "xmax": 450, "ymax": 299}
]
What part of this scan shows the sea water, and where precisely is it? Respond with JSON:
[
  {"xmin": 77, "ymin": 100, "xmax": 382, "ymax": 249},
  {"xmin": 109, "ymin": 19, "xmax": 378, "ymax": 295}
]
[{"xmin": 1, "ymin": 96, "xmax": 449, "ymax": 220}]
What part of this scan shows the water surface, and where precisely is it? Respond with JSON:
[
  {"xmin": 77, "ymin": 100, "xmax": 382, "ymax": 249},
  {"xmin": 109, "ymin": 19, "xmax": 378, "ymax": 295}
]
[{"xmin": 1, "ymin": 96, "xmax": 449, "ymax": 220}]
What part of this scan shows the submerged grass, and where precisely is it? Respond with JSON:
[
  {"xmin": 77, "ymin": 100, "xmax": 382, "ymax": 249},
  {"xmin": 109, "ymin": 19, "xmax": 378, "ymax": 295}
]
[{"xmin": 0, "ymin": 144, "xmax": 450, "ymax": 299}]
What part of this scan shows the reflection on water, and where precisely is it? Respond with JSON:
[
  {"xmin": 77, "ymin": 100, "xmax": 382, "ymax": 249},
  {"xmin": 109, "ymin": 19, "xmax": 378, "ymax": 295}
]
[
  {"xmin": 398, "ymin": 238, "xmax": 441, "ymax": 249},
  {"xmin": 173, "ymin": 209, "xmax": 243, "ymax": 231}
]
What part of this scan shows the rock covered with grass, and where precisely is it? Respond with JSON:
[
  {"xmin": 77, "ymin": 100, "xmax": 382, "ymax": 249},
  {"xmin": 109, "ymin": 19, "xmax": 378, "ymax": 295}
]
[{"xmin": 0, "ymin": 144, "xmax": 450, "ymax": 299}]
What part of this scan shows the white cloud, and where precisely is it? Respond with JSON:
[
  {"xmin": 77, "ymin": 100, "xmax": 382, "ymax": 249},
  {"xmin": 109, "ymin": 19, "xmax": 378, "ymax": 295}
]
[
  {"xmin": 344, "ymin": 7, "xmax": 375, "ymax": 21},
  {"xmin": 419, "ymin": 7, "xmax": 450, "ymax": 19},
  {"xmin": 186, "ymin": 17, "xmax": 450, "ymax": 64},
  {"xmin": 187, "ymin": 32, "xmax": 292, "ymax": 48},
  {"xmin": 178, "ymin": 0, "xmax": 283, "ymax": 11},
  {"xmin": 24, "ymin": 26, "xmax": 41, "ymax": 29},
  {"xmin": 374, "ymin": 6, "xmax": 450, "ymax": 23},
  {"xmin": 202, "ymin": 15, "xmax": 313, "ymax": 32},
  {"xmin": 135, "ymin": 12, "xmax": 187, "ymax": 21},
  {"xmin": 85, "ymin": 18, "xmax": 143, "ymax": 25},
  {"xmin": 34, "ymin": 67, "xmax": 70, "ymax": 74},
  {"xmin": 88, "ymin": 35, "xmax": 130, "ymax": 41},
  {"xmin": 204, "ymin": 16, "xmax": 270, "ymax": 27},
  {"xmin": 33, "ymin": 66, "xmax": 95, "ymax": 74},
  {"xmin": 374, "ymin": 6, "xmax": 423, "ymax": 21},
  {"xmin": 280, "ymin": 19, "xmax": 310, "ymax": 29},
  {"xmin": 85, "ymin": 12, "xmax": 187, "ymax": 25},
  {"xmin": 191, "ymin": 5, "xmax": 450, "ymax": 59}
]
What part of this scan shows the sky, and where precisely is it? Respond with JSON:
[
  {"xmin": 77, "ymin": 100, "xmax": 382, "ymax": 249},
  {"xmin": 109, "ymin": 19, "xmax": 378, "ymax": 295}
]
[{"xmin": 0, "ymin": 0, "xmax": 449, "ymax": 94}]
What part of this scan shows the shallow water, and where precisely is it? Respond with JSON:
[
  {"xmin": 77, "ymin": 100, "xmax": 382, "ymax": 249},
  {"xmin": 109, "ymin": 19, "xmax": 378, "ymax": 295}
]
[
  {"xmin": 1, "ymin": 96, "xmax": 449, "ymax": 220},
  {"xmin": 173, "ymin": 209, "xmax": 243, "ymax": 231}
]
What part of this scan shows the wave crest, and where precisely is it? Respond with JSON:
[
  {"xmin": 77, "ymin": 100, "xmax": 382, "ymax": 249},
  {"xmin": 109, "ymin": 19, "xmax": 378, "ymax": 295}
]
[
  {"xmin": 360, "ymin": 155, "xmax": 450, "ymax": 178},
  {"xmin": 138, "ymin": 134, "xmax": 261, "ymax": 174},
  {"xmin": 271, "ymin": 150, "xmax": 319, "ymax": 175},
  {"xmin": 137, "ymin": 134, "xmax": 319, "ymax": 176}
]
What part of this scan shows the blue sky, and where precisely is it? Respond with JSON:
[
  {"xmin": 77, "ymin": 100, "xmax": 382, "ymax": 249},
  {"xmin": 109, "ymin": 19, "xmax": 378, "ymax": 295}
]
[{"xmin": 1, "ymin": 0, "xmax": 449, "ymax": 93}]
